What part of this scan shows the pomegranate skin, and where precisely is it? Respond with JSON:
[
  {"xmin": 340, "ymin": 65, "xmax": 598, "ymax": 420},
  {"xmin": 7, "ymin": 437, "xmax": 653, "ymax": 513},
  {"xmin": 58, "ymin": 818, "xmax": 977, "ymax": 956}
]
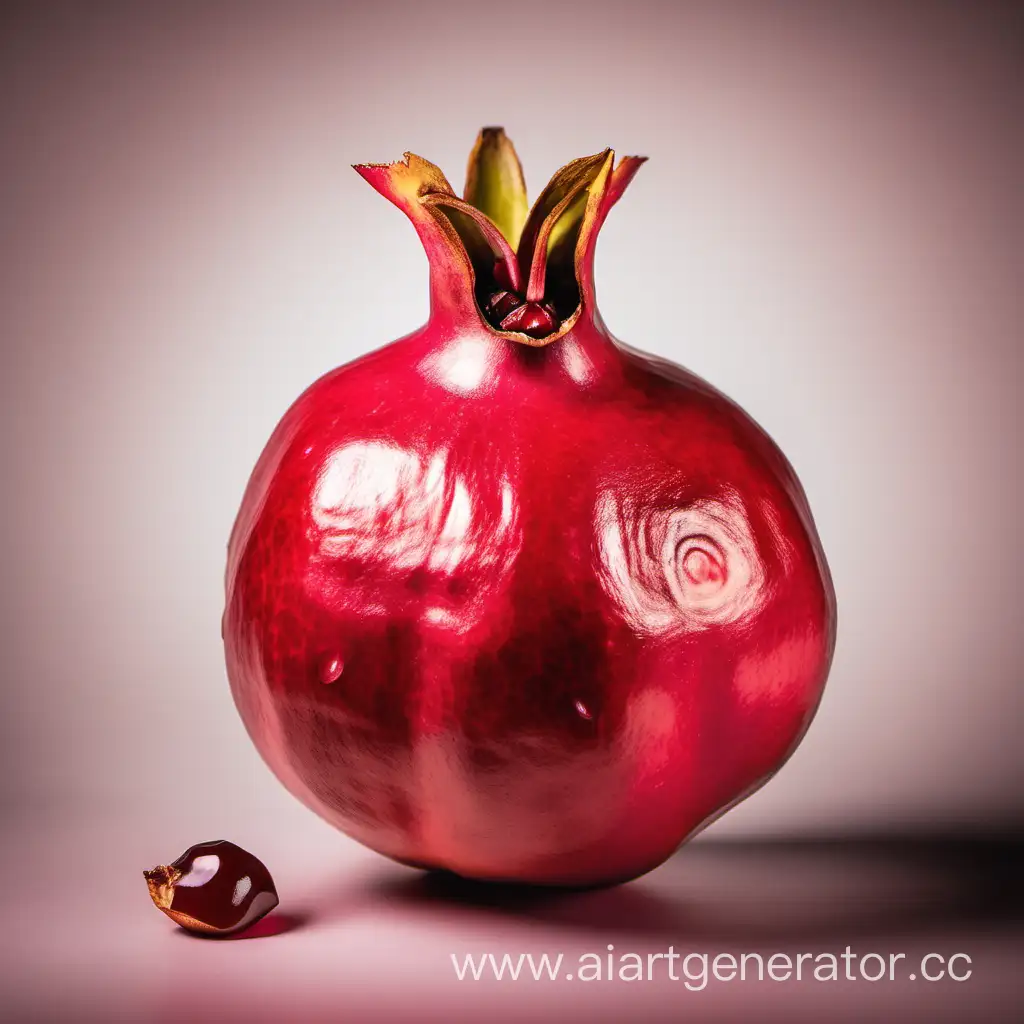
[{"xmin": 223, "ymin": 135, "xmax": 836, "ymax": 887}]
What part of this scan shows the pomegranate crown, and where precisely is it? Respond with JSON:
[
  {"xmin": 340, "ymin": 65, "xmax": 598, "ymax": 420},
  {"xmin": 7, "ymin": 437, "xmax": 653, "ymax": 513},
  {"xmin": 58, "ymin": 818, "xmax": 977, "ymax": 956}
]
[{"xmin": 354, "ymin": 128, "xmax": 646, "ymax": 347}]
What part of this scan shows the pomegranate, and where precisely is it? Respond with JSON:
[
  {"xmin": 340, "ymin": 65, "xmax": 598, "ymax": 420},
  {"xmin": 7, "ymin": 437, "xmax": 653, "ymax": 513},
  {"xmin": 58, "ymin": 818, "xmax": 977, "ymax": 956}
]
[{"xmin": 223, "ymin": 128, "xmax": 836, "ymax": 886}]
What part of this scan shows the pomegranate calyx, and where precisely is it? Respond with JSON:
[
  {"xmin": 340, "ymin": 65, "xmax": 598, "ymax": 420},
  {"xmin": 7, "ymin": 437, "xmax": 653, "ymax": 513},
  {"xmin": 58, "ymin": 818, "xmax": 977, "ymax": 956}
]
[{"xmin": 355, "ymin": 130, "xmax": 646, "ymax": 347}]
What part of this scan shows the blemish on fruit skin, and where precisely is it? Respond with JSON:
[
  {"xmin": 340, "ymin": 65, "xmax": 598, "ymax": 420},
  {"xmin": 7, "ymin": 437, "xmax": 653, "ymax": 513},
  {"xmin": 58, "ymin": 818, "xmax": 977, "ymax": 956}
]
[
  {"xmin": 681, "ymin": 545, "xmax": 724, "ymax": 586},
  {"xmin": 319, "ymin": 653, "xmax": 344, "ymax": 684}
]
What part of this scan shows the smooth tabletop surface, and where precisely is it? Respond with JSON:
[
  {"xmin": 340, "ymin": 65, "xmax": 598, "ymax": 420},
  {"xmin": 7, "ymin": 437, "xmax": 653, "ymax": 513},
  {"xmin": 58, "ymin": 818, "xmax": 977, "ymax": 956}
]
[{"xmin": 6, "ymin": 803, "xmax": 1020, "ymax": 1023}]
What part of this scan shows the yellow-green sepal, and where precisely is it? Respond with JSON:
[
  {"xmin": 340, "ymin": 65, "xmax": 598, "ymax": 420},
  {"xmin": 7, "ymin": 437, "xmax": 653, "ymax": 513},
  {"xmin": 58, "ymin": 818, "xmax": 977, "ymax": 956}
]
[{"xmin": 463, "ymin": 127, "xmax": 529, "ymax": 250}]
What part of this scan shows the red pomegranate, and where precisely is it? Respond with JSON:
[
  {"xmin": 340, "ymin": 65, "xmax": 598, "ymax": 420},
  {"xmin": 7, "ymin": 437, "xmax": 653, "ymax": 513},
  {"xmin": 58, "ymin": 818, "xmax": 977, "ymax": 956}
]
[{"xmin": 223, "ymin": 128, "xmax": 836, "ymax": 886}]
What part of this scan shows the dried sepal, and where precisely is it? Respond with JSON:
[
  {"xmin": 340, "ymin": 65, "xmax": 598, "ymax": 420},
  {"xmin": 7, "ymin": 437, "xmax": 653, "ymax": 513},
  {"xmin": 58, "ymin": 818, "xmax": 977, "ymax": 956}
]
[
  {"xmin": 420, "ymin": 193, "xmax": 523, "ymax": 294},
  {"xmin": 523, "ymin": 163, "xmax": 604, "ymax": 302},
  {"xmin": 515, "ymin": 150, "xmax": 611, "ymax": 296},
  {"xmin": 464, "ymin": 127, "xmax": 529, "ymax": 249},
  {"xmin": 353, "ymin": 153, "xmax": 478, "ymax": 319},
  {"xmin": 571, "ymin": 153, "xmax": 648, "ymax": 303}
]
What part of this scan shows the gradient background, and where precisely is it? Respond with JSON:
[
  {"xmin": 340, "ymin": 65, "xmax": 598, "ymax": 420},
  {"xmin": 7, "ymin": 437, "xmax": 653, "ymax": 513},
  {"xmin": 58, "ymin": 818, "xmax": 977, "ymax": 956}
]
[{"xmin": 1, "ymin": 1, "xmax": 1021, "ymax": 1021}]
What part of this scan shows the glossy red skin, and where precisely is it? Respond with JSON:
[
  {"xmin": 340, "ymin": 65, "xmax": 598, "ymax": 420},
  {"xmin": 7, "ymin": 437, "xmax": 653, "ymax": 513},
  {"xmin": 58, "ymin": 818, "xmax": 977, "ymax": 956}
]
[{"xmin": 224, "ymin": 301, "xmax": 837, "ymax": 886}]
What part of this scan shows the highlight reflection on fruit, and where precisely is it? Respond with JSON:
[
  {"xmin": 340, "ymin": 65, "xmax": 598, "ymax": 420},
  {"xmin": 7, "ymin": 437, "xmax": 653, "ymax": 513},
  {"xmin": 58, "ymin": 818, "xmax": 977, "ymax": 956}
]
[{"xmin": 223, "ymin": 128, "xmax": 837, "ymax": 886}]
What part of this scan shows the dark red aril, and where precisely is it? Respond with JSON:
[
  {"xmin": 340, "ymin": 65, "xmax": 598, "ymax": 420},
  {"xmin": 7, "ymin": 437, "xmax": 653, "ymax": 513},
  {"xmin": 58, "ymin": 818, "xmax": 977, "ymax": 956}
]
[
  {"xmin": 484, "ymin": 289, "xmax": 523, "ymax": 322},
  {"xmin": 499, "ymin": 300, "xmax": 558, "ymax": 337},
  {"xmin": 143, "ymin": 840, "xmax": 278, "ymax": 936}
]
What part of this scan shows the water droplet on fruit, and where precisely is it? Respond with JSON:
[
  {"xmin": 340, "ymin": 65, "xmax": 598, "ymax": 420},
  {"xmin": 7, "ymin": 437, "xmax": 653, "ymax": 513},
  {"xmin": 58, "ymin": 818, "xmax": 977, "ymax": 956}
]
[
  {"xmin": 575, "ymin": 700, "xmax": 592, "ymax": 720},
  {"xmin": 319, "ymin": 653, "xmax": 344, "ymax": 684},
  {"xmin": 303, "ymin": 445, "xmax": 313, "ymax": 456}
]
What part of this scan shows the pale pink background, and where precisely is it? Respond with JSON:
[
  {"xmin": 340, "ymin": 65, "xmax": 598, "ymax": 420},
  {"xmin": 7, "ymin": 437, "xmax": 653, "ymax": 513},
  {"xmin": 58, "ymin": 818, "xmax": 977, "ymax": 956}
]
[{"xmin": 1, "ymin": 1, "xmax": 1021, "ymax": 1020}]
